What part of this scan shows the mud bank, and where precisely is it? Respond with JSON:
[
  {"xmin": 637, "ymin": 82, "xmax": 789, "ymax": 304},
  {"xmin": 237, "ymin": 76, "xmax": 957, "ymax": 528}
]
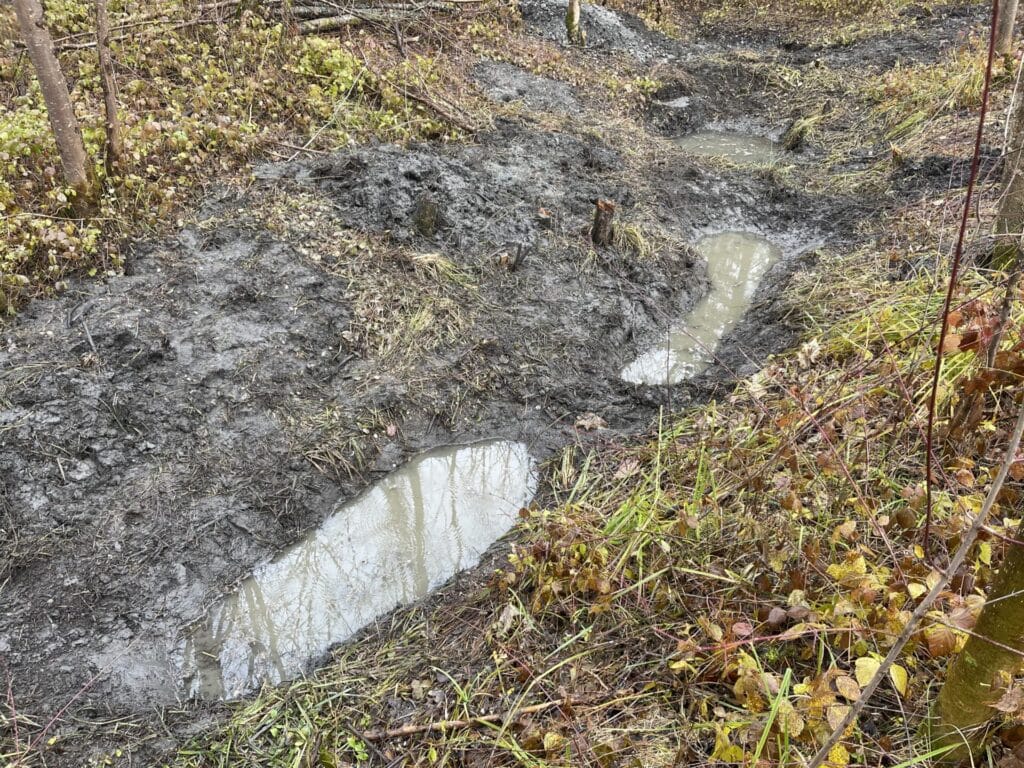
[
  {"xmin": 2, "ymin": 0, "xmax": 984, "ymax": 763},
  {"xmin": 0, "ymin": 111, "xmax": 831, "ymax": 756}
]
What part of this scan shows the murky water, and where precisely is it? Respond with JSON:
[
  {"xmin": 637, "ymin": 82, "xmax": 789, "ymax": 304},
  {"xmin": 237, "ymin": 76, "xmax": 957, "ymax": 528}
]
[
  {"xmin": 181, "ymin": 441, "xmax": 537, "ymax": 699},
  {"xmin": 622, "ymin": 232, "xmax": 782, "ymax": 385},
  {"xmin": 674, "ymin": 131, "xmax": 779, "ymax": 164}
]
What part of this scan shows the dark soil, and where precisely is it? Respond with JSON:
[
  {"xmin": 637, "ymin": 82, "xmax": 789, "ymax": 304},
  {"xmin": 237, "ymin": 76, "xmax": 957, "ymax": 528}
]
[
  {"xmin": 0, "ymin": 0, "xmax": 983, "ymax": 765},
  {"xmin": 473, "ymin": 60, "xmax": 581, "ymax": 114}
]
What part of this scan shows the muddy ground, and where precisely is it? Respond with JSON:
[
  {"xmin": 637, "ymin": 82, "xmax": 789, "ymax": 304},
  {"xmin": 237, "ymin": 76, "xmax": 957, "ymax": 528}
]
[{"xmin": 0, "ymin": 1, "xmax": 983, "ymax": 765}]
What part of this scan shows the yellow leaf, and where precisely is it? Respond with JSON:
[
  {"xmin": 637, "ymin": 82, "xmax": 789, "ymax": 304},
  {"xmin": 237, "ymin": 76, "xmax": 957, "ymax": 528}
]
[
  {"xmin": 854, "ymin": 656, "xmax": 880, "ymax": 687},
  {"xmin": 777, "ymin": 699, "xmax": 805, "ymax": 738},
  {"xmin": 906, "ymin": 582, "xmax": 927, "ymax": 599},
  {"xmin": 890, "ymin": 664, "xmax": 909, "ymax": 697},
  {"xmin": 834, "ymin": 675, "xmax": 860, "ymax": 702},
  {"xmin": 712, "ymin": 724, "xmax": 745, "ymax": 763},
  {"xmin": 979, "ymin": 541, "xmax": 992, "ymax": 566},
  {"xmin": 827, "ymin": 703, "xmax": 851, "ymax": 731},
  {"xmin": 827, "ymin": 743, "xmax": 850, "ymax": 767}
]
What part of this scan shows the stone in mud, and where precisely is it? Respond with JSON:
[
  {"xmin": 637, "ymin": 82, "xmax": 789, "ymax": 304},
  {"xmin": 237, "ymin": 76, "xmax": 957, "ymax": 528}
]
[{"xmin": 412, "ymin": 193, "xmax": 447, "ymax": 237}]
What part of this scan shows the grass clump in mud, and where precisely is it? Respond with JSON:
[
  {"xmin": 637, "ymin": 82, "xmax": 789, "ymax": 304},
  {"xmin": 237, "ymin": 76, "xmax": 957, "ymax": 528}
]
[{"xmin": 0, "ymin": 1, "xmax": 489, "ymax": 313}]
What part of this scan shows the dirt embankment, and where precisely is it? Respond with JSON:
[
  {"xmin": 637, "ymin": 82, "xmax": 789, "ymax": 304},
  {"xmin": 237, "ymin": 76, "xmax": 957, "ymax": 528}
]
[{"xmin": 0, "ymin": 1, "xmax": 978, "ymax": 765}]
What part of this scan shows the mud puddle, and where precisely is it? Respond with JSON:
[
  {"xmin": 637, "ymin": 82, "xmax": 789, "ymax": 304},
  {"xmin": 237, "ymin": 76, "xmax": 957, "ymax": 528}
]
[
  {"xmin": 623, "ymin": 231, "xmax": 783, "ymax": 385},
  {"xmin": 181, "ymin": 440, "xmax": 537, "ymax": 699},
  {"xmin": 674, "ymin": 131, "xmax": 780, "ymax": 164}
]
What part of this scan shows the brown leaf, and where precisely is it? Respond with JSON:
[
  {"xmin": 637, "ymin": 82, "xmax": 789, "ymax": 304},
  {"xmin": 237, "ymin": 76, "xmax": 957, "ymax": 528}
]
[
  {"xmin": 941, "ymin": 333, "xmax": 963, "ymax": 354},
  {"xmin": 732, "ymin": 621, "xmax": 755, "ymax": 639},
  {"xmin": 924, "ymin": 624, "xmax": 957, "ymax": 658},
  {"xmin": 575, "ymin": 412, "xmax": 607, "ymax": 431},
  {"xmin": 995, "ymin": 685, "xmax": 1024, "ymax": 714}
]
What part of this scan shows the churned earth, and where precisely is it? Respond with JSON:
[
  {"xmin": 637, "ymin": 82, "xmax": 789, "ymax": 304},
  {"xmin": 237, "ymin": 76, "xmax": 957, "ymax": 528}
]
[{"xmin": 0, "ymin": 0, "xmax": 986, "ymax": 765}]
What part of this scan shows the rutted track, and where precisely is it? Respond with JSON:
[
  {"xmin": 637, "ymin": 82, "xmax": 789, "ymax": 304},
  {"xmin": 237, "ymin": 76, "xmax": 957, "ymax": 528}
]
[{"xmin": 0, "ymin": 1, "xmax": 980, "ymax": 765}]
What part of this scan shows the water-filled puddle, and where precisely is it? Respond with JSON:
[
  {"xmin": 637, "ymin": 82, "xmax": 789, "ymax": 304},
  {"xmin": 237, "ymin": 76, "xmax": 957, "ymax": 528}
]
[
  {"xmin": 181, "ymin": 440, "xmax": 537, "ymax": 699},
  {"xmin": 674, "ymin": 131, "xmax": 779, "ymax": 164},
  {"xmin": 622, "ymin": 231, "xmax": 782, "ymax": 385}
]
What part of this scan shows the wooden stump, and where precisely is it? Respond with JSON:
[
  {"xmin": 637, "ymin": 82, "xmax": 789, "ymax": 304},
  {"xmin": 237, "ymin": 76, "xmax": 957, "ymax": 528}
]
[{"xmin": 591, "ymin": 199, "xmax": 615, "ymax": 247}]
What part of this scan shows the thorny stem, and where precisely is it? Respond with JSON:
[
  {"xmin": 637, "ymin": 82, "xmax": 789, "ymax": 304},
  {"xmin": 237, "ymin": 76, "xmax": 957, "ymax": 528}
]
[{"xmin": 923, "ymin": 0, "xmax": 1000, "ymax": 560}]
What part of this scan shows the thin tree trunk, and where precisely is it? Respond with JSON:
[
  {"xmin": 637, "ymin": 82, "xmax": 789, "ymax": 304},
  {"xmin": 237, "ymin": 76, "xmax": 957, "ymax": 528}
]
[
  {"xmin": 96, "ymin": 0, "xmax": 123, "ymax": 177},
  {"xmin": 930, "ymin": 519, "xmax": 1024, "ymax": 761},
  {"xmin": 13, "ymin": 0, "xmax": 94, "ymax": 213},
  {"xmin": 995, "ymin": 73, "xmax": 1024, "ymax": 269},
  {"xmin": 997, "ymin": 0, "xmax": 1019, "ymax": 56},
  {"xmin": 565, "ymin": 0, "xmax": 583, "ymax": 46}
]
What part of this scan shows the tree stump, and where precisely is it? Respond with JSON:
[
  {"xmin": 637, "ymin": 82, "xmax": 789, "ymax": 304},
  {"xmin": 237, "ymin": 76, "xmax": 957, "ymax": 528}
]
[{"xmin": 591, "ymin": 199, "xmax": 615, "ymax": 247}]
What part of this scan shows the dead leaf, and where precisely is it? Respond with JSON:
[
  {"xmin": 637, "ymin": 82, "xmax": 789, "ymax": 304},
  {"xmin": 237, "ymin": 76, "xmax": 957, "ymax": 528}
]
[
  {"xmin": 732, "ymin": 621, "xmax": 755, "ymax": 639},
  {"xmin": 835, "ymin": 675, "xmax": 860, "ymax": 702},
  {"xmin": 827, "ymin": 703, "xmax": 852, "ymax": 730},
  {"xmin": 924, "ymin": 624, "xmax": 957, "ymax": 658},
  {"xmin": 995, "ymin": 685, "xmax": 1024, "ymax": 714},
  {"xmin": 575, "ymin": 412, "xmax": 608, "ymax": 431},
  {"xmin": 941, "ymin": 333, "xmax": 963, "ymax": 354}
]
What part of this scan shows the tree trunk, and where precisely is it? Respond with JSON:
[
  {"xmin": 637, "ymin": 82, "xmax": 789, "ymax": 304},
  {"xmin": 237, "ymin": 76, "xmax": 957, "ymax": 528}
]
[
  {"xmin": 96, "ymin": 0, "xmax": 123, "ymax": 177},
  {"xmin": 994, "ymin": 69, "xmax": 1024, "ymax": 269},
  {"xmin": 997, "ymin": 0, "xmax": 1019, "ymax": 56},
  {"xmin": 591, "ymin": 199, "xmax": 615, "ymax": 246},
  {"xmin": 565, "ymin": 0, "xmax": 584, "ymax": 46},
  {"xmin": 930, "ymin": 521, "xmax": 1024, "ymax": 761},
  {"xmin": 13, "ymin": 0, "xmax": 94, "ymax": 213}
]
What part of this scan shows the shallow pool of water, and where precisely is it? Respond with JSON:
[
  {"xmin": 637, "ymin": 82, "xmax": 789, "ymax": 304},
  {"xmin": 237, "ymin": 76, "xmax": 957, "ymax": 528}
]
[
  {"xmin": 622, "ymin": 231, "xmax": 782, "ymax": 386},
  {"xmin": 674, "ymin": 131, "xmax": 779, "ymax": 164},
  {"xmin": 181, "ymin": 440, "xmax": 537, "ymax": 699}
]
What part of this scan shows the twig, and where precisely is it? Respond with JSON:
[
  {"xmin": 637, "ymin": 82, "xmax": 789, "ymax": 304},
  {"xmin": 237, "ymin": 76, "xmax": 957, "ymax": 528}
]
[
  {"xmin": 808, "ymin": 399, "xmax": 1024, "ymax": 768},
  {"xmin": 358, "ymin": 52, "xmax": 476, "ymax": 133},
  {"xmin": 923, "ymin": 0, "xmax": 1000, "ymax": 560},
  {"xmin": 361, "ymin": 691, "xmax": 624, "ymax": 740},
  {"xmin": 986, "ymin": 266, "xmax": 1022, "ymax": 367}
]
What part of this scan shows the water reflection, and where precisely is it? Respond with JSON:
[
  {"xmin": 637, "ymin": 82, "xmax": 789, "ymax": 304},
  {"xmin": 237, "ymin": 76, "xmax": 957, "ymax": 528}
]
[
  {"xmin": 182, "ymin": 440, "xmax": 537, "ymax": 699},
  {"xmin": 622, "ymin": 232, "xmax": 782, "ymax": 385},
  {"xmin": 674, "ymin": 131, "xmax": 779, "ymax": 164}
]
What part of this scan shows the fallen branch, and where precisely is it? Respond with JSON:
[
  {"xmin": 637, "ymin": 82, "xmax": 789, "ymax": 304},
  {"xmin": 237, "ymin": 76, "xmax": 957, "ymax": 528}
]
[
  {"xmin": 361, "ymin": 690, "xmax": 631, "ymax": 740},
  {"xmin": 298, "ymin": 13, "xmax": 363, "ymax": 31},
  {"xmin": 358, "ymin": 52, "xmax": 477, "ymax": 133}
]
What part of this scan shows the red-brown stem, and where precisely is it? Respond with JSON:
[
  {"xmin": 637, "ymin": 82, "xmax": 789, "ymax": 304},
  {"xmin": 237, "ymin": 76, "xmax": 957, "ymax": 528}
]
[{"xmin": 924, "ymin": 0, "xmax": 1001, "ymax": 560}]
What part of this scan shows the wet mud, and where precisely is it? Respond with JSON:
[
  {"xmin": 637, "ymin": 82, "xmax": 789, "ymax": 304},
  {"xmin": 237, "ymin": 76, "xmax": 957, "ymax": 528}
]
[{"xmin": 0, "ymin": 0, "xmax": 982, "ymax": 765}]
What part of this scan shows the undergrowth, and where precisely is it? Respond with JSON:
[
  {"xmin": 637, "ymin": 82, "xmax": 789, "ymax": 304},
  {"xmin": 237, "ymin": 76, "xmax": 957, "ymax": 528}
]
[{"xmin": 0, "ymin": 0, "xmax": 485, "ymax": 313}]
